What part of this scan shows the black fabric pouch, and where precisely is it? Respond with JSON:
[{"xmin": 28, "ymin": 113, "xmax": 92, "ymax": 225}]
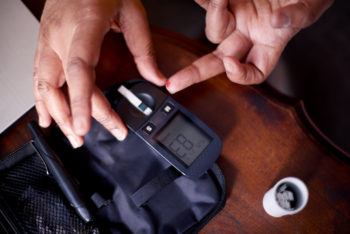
[
  {"xmin": 0, "ymin": 142, "xmax": 99, "ymax": 233},
  {"xmin": 0, "ymin": 81, "xmax": 226, "ymax": 233}
]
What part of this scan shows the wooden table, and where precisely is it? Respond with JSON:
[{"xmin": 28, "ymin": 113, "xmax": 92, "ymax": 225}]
[{"xmin": 2, "ymin": 2, "xmax": 350, "ymax": 233}]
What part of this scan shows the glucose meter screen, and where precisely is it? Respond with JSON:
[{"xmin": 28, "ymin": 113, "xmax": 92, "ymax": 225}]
[{"xmin": 156, "ymin": 113, "xmax": 211, "ymax": 166}]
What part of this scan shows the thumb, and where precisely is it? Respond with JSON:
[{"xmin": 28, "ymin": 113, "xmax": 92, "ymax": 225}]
[{"xmin": 271, "ymin": 0, "xmax": 333, "ymax": 29}]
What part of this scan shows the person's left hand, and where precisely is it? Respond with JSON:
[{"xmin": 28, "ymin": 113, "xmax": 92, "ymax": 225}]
[
  {"xmin": 33, "ymin": 0, "xmax": 165, "ymax": 148},
  {"xmin": 165, "ymin": 0, "xmax": 333, "ymax": 93}
]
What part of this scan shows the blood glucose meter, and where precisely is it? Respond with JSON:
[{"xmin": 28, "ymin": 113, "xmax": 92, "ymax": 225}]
[{"xmin": 107, "ymin": 80, "xmax": 222, "ymax": 178}]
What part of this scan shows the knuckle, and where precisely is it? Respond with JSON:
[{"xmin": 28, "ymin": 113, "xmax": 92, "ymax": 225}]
[
  {"xmin": 226, "ymin": 68, "xmax": 246, "ymax": 84},
  {"xmin": 226, "ymin": 72, "xmax": 240, "ymax": 83},
  {"xmin": 251, "ymin": 67, "xmax": 266, "ymax": 84},
  {"xmin": 33, "ymin": 66, "xmax": 39, "ymax": 80},
  {"xmin": 39, "ymin": 27, "xmax": 51, "ymax": 44},
  {"xmin": 55, "ymin": 115, "xmax": 70, "ymax": 129},
  {"xmin": 133, "ymin": 43, "xmax": 155, "ymax": 62},
  {"xmin": 36, "ymin": 80, "xmax": 51, "ymax": 95},
  {"xmin": 35, "ymin": 99, "xmax": 45, "ymax": 106},
  {"xmin": 70, "ymin": 96, "xmax": 89, "ymax": 109},
  {"xmin": 236, "ymin": 32, "xmax": 251, "ymax": 49},
  {"xmin": 205, "ymin": 30, "xmax": 222, "ymax": 44},
  {"xmin": 187, "ymin": 64, "xmax": 202, "ymax": 85},
  {"xmin": 73, "ymin": 7, "xmax": 108, "ymax": 30},
  {"xmin": 115, "ymin": 12, "xmax": 126, "ymax": 31},
  {"xmin": 78, "ymin": 6, "xmax": 104, "ymax": 23},
  {"xmin": 66, "ymin": 57, "xmax": 87, "ymax": 74},
  {"xmin": 236, "ymin": 74, "xmax": 250, "ymax": 84},
  {"xmin": 40, "ymin": 5, "xmax": 61, "ymax": 42},
  {"xmin": 96, "ymin": 108, "xmax": 116, "ymax": 129},
  {"xmin": 209, "ymin": 0, "xmax": 223, "ymax": 10},
  {"xmin": 226, "ymin": 68, "xmax": 265, "ymax": 85}
]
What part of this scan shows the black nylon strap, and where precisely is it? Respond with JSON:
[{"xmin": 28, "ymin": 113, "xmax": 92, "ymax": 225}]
[
  {"xmin": 0, "ymin": 142, "xmax": 35, "ymax": 172},
  {"xmin": 131, "ymin": 166, "xmax": 182, "ymax": 207}
]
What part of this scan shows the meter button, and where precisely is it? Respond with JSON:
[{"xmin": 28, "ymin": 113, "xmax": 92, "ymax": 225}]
[
  {"xmin": 162, "ymin": 103, "xmax": 174, "ymax": 114},
  {"xmin": 143, "ymin": 123, "xmax": 156, "ymax": 135}
]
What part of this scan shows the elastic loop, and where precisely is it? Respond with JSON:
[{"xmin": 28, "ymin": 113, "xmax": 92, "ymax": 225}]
[{"xmin": 131, "ymin": 166, "xmax": 182, "ymax": 207}]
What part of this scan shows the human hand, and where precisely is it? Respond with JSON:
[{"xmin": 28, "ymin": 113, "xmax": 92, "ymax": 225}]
[
  {"xmin": 34, "ymin": 0, "xmax": 165, "ymax": 148},
  {"xmin": 166, "ymin": 0, "xmax": 333, "ymax": 93}
]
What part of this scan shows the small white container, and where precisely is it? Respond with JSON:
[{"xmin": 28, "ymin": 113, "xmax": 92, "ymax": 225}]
[{"xmin": 263, "ymin": 177, "xmax": 309, "ymax": 217}]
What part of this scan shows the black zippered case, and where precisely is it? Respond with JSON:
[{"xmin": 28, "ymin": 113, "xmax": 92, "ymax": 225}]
[{"xmin": 0, "ymin": 81, "xmax": 226, "ymax": 233}]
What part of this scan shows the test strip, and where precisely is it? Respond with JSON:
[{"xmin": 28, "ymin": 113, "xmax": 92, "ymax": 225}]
[{"xmin": 118, "ymin": 85, "xmax": 153, "ymax": 116}]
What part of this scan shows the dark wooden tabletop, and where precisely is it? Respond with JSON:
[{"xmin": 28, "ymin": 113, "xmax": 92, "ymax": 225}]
[{"xmin": 1, "ymin": 1, "xmax": 350, "ymax": 233}]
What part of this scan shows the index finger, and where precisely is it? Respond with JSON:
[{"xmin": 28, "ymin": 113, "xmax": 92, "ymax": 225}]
[
  {"xmin": 166, "ymin": 52, "xmax": 224, "ymax": 94},
  {"xmin": 166, "ymin": 30, "xmax": 251, "ymax": 93}
]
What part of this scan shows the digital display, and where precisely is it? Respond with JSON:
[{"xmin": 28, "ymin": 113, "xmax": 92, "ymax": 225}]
[{"xmin": 155, "ymin": 113, "xmax": 211, "ymax": 166}]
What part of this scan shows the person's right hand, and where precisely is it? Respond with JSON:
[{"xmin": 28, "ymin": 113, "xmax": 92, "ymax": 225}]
[
  {"xmin": 34, "ymin": 0, "xmax": 166, "ymax": 148},
  {"xmin": 166, "ymin": 0, "xmax": 333, "ymax": 93}
]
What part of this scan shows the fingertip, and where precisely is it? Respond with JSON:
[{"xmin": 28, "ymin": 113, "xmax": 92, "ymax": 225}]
[
  {"xmin": 70, "ymin": 97, "xmax": 92, "ymax": 136},
  {"xmin": 165, "ymin": 66, "xmax": 197, "ymax": 94},
  {"xmin": 39, "ymin": 117, "xmax": 51, "ymax": 128},
  {"xmin": 73, "ymin": 116, "xmax": 91, "ymax": 136},
  {"xmin": 111, "ymin": 128, "xmax": 128, "ymax": 141},
  {"xmin": 35, "ymin": 102, "xmax": 52, "ymax": 128},
  {"xmin": 152, "ymin": 70, "xmax": 167, "ymax": 86},
  {"xmin": 37, "ymin": 111, "xmax": 52, "ymax": 128},
  {"xmin": 165, "ymin": 79, "xmax": 171, "ymax": 90},
  {"xmin": 224, "ymin": 56, "xmax": 267, "ymax": 84},
  {"xmin": 67, "ymin": 134, "xmax": 84, "ymax": 149},
  {"xmin": 91, "ymin": 89, "xmax": 129, "ymax": 141},
  {"xmin": 223, "ymin": 56, "xmax": 240, "ymax": 75},
  {"xmin": 165, "ymin": 78, "xmax": 179, "ymax": 94},
  {"xmin": 165, "ymin": 79, "xmax": 172, "ymax": 92},
  {"xmin": 168, "ymin": 52, "xmax": 223, "ymax": 93},
  {"xmin": 155, "ymin": 79, "xmax": 166, "ymax": 87},
  {"xmin": 223, "ymin": 56, "xmax": 247, "ymax": 84},
  {"xmin": 138, "ymin": 62, "xmax": 167, "ymax": 86},
  {"xmin": 270, "ymin": 11, "xmax": 291, "ymax": 28}
]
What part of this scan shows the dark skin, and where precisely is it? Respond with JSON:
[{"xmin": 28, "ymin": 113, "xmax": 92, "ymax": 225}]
[
  {"xmin": 34, "ymin": 0, "xmax": 166, "ymax": 147},
  {"xmin": 166, "ymin": 0, "xmax": 334, "ymax": 92},
  {"xmin": 34, "ymin": 0, "xmax": 333, "ymax": 148}
]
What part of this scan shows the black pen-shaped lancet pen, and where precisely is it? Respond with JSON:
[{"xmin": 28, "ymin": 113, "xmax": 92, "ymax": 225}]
[{"xmin": 28, "ymin": 121, "xmax": 93, "ymax": 223}]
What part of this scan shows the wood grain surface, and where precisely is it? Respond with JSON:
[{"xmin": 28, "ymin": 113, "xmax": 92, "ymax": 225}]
[
  {"xmin": 2, "ymin": 1, "xmax": 350, "ymax": 232},
  {"xmin": 151, "ymin": 32, "xmax": 350, "ymax": 233}
]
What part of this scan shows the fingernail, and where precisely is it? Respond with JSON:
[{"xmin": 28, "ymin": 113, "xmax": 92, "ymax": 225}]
[
  {"xmin": 165, "ymin": 80, "xmax": 176, "ymax": 94},
  {"xmin": 165, "ymin": 80, "xmax": 171, "ymax": 89},
  {"xmin": 74, "ymin": 117, "xmax": 89, "ymax": 136},
  {"xmin": 157, "ymin": 72, "xmax": 167, "ymax": 86},
  {"xmin": 38, "ymin": 117, "xmax": 44, "ymax": 127},
  {"xmin": 223, "ymin": 57, "xmax": 234, "ymax": 74},
  {"xmin": 39, "ymin": 116, "xmax": 49, "ymax": 128},
  {"xmin": 67, "ymin": 135, "xmax": 83, "ymax": 148},
  {"xmin": 111, "ymin": 129, "xmax": 127, "ymax": 141}
]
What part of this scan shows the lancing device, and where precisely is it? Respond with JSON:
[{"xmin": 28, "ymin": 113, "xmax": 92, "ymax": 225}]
[
  {"xmin": 118, "ymin": 85, "xmax": 153, "ymax": 115},
  {"xmin": 28, "ymin": 122, "xmax": 93, "ymax": 223}
]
